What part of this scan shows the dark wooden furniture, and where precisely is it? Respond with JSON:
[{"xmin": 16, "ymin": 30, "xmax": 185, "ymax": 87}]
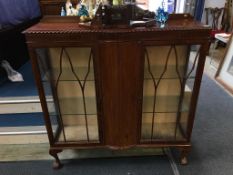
[
  {"xmin": 24, "ymin": 14, "xmax": 211, "ymax": 169},
  {"xmin": 39, "ymin": 0, "xmax": 66, "ymax": 15},
  {"xmin": 204, "ymin": 7, "xmax": 227, "ymax": 40},
  {"xmin": 39, "ymin": 0, "xmax": 97, "ymax": 15}
]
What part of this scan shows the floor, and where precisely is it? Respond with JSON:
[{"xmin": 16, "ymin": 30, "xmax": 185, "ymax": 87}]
[{"xmin": 0, "ymin": 44, "xmax": 228, "ymax": 163}]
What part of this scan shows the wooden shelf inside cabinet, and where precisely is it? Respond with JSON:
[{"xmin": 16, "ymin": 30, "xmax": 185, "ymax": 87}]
[
  {"xmin": 58, "ymin": 97, "xmax": 97, "ymax": 115},
  {"xmin": 141, "ymin": 122, "xmax": 187, "ymax": 141},
  {"xmin": 44, "ymin": 68, "xmax": 95, "ymax": 82},
  {"xmin": 144, "ymin": 65, "xmax": 193, "ymax": 80},
  {"xmin": 142, "ymin": 94, "xmax": 191, "ymax": 113},
  {"xmin": 24, "ymin": 14, "xmax": 211, "ymax": 168}
]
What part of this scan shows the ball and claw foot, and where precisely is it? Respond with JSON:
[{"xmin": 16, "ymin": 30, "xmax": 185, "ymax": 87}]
[
  {"xmin": 179, "ymin": 146, "xmax": 190, "ymax": 165},
  {"xmin": 49, "ymin": 149, "xmax": 63, "ymax": 169},
  {"xmin": 180, "ymin": 156, "xmax": 188, "ymax": 165},
  {"xmin": 52, "ymin": 160, "xmax": 63, "ymax": 169}
]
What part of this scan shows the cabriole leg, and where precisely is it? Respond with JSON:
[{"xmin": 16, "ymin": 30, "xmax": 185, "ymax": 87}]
[
  {"xmin": 49, "ymin": 149, "xmax": 63, "ymax": 169},
  {"xmin": 179, "ymin": 146, "xmax": 191, "ymax": 165}
]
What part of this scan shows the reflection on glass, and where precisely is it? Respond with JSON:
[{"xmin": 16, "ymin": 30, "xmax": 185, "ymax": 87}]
[
  {"xmin": 37, "ymin": 47, "xmax": 99, "ymax": 143},
  {"xmin": 37, "ymin": 49, "xmax": 59, "ymax": 138},
  {"xmin": 141, "ymin": 45, "xmax": 199, "ymax": 141}
]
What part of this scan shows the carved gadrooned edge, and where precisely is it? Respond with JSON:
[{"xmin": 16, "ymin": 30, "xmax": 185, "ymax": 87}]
[{"xmin": 25, "ymin": 26, "xmax": 211, "ymax": 35}]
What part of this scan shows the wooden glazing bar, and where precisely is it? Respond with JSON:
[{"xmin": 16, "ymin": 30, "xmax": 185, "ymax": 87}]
[
  {"xmin": 144, "ymin": 46, "xmax": 173, "ymax": 141},
  {"xmin": 55, "ymin": 47, "xmax": 67, "ymax": 142},
  {"xmin": 63, "ymin": 48, "xmax": 94, "ymax": 142}
]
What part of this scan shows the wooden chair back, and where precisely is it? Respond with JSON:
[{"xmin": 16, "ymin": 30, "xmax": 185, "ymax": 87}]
[{"xmin": 205, "ymin": 7, "xmax": 226, "ymax": 31}]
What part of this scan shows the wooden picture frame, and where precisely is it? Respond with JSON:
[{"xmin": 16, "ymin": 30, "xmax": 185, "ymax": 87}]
[{"xmin": 215, "ymin": 34, "xmax": 233, "ymax": 94}]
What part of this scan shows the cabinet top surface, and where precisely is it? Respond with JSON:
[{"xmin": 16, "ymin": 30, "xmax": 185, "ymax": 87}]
[{"xmin": 24, "ymin": 15, "xmax": 211, "ymax": 35}]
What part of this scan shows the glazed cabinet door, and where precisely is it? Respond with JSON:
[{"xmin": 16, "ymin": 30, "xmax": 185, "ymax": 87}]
[
  {"xmin": 34, "ymin": 46, "xmax": 102, "ymax": 145},
  {"xmin": 99, "ymin": 41, "xmax": 143, "ymax": 148},
  {"xmin": 140, "ymin": 44, "xmax": 201, "ymax": 143}
]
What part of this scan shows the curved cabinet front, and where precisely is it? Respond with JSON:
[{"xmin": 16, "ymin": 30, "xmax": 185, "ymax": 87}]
[{"xmin": 98, "ymin": 41, "xmax": 143, "ymax": 148}]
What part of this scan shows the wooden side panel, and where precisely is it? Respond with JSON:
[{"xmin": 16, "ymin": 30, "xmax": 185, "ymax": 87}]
[{"xmin": 99, "ymin": 41, "xmax": 142, "ymax": 148}]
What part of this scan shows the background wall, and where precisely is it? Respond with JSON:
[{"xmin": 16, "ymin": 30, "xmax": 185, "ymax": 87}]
[{"xmin": 204, "ymin": 0, "xmax": 226, "ymax": 8}]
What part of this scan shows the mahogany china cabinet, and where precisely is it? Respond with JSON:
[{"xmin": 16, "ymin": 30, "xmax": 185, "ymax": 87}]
[{"xmin": 24, "ymin": 14, "xmax": 211, "ymax": 168}]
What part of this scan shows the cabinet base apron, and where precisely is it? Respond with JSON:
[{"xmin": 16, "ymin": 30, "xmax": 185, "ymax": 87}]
[{"xmin": 49, "ymin": 144, "xmax": 191, "ymax": 169}]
